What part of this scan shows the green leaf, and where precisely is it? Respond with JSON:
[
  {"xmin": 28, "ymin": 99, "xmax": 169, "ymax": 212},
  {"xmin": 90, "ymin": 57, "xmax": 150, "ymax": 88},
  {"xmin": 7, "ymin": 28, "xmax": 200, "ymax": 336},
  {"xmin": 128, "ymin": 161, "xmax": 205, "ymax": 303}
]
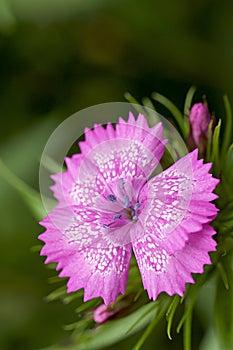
[
  {"xmin": 124, "ymin": 92, "xmax": 146, "ymax": 115},
  {"xmin": 221, "ymin": 95, "xmax": 233, "ymax": 157},
  {"xmin": 183, "ymin": 86, "xmax": 196, "ymax": 117},
  {"xmin": 210, "ymin": 119, "xmax": 221, "ymax": 173},
  {"xmin": 132, "ymin": 299, "xmax": 169, "ymax": 350},
  {"xmin": 63, "ymin": 319, "xmax": 94, "ymax": 332},
  {"xmin": 40, "ymin": 154, "xmax": 64, "ymax": 174},
  {"xmin": 41, "ymin": 301, "xmax": 163, "ymax": 350},
  {"xmin": 45, "ymin": 286, "xmax": 67, "ymax": 302},
  {"xmin": 217, "ymin": 262, "xmax": 229, "ymax": 290},
  {"xmin": 199, "ymin": 327, "xmax": 221, "ymax": 350},
  {"xmin": 75, "ymin": 299, "xmax": 100, "ymax": 314},
  {"xmin": 214, "ymin": 254, "xmax": 233, "ymax": 349},
  {"xmin": 183, "ymin": 304, "xmax": 192, "ymax": 350},
  {"xmin": 125, "ymin": 301, "xmax": 158, "ymax": 335},
  {"xmin": 166, "ymin": 295, "xmax": 180, "ymax": 340},
  {"xmin": 0, "ymin": 158, "xmax": 54, "ymax": 220},
  {"xmin": 151, "ymin": 92, "xmax": 189, "ymax": 138},
  {"xmin": 225, "ymin": 143, "xmax": 233, "ymax": 177},
  {"xmin": 176, "ymin": 277, "xmax": 206, "ymax": 334},
  {"xmin": 206, "ymin": 119, "xmax": 214, "ymax": 162},
  {"xmin": 142, "ymin": 96, "xmax": 162, "ymax": 127}
]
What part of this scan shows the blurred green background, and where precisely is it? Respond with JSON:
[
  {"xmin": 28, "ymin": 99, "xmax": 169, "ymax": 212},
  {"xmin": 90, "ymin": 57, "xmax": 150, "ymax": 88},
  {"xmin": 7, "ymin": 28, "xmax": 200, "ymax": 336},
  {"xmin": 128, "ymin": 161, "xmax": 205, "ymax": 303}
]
[{"xmin": 0, "ymin": 1, "xmax": 232, "ymax": 349}]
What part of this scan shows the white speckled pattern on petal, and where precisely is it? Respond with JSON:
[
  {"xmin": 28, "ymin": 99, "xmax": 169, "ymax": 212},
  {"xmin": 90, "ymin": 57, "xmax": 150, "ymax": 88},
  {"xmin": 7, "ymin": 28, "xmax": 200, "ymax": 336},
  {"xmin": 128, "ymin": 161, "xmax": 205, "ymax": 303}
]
[{"xmin": 39, "ymin": 113, "xmax": 219, "ymax": 304}]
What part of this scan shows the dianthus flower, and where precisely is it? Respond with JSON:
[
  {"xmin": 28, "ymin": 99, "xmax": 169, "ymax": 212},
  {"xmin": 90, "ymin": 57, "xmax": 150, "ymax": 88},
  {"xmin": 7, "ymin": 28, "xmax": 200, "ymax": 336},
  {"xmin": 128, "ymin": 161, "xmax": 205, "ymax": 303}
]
[
  {"xmin": 39, "ymin": 113, "xmax": 219, "ymax": 305},
  {"xmin": 188, "ymin": 103, "xmax": 212, "ymax": 151}
]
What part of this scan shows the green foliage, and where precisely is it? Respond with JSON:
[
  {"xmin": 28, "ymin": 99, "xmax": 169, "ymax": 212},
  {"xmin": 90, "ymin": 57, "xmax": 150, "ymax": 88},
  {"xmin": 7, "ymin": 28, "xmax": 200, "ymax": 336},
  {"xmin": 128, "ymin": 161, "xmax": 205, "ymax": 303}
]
[
  {"xmin": 151, "ymin": 92, "xmax": 189, "ymax": 138},
  {"xmin": 3, "ymin": 87, "xmax": 233, "ymax": 350},
  {"xmin": 0, "ymin": 158, "xmax": 47, "ymax": 220},
  {"xmin": 214, "ymin": 254, "xmax": 233, "ymax": 350},
  {"xmin": 42, "ymin": 301, "xmax": 165, "ymax": 350}
]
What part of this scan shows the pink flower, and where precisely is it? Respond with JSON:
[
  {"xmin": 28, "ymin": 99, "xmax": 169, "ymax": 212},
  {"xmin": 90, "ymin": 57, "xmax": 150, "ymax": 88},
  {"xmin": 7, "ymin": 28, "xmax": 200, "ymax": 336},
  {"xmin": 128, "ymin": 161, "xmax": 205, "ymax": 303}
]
[
  {"xmin": 39, "ymin": 113, "xmax": 219, "ymax": 305},
  {"xmin": 93, "ymin": 304, "xmax": 117, "ymax": 323},
  {"xmin": 188, "ymin": 103, "xmax": 212, "ymax": 151}
]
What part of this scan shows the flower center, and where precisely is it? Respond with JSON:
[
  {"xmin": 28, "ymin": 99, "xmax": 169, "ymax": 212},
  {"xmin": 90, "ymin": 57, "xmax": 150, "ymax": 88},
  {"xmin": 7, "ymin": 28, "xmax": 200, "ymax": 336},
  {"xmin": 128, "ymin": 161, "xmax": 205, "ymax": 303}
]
[{"xmin": 102, "ymin": 178, "xmax": 141, "ymax": 229}]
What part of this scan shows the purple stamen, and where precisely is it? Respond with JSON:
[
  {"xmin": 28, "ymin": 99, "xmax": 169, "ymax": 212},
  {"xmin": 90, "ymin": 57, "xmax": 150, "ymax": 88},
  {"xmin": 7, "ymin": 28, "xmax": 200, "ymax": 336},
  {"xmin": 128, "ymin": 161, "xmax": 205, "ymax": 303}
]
[
  {"xmin": 119, "ymin": 178, "xmax": 125, "ymax": 189},
  {"xmin": 103, "ymin": 224, "xmax": 110, "ymax": 229},
  {"xmin": 107, "ymin": 194, "xmax": 117, "ymax": 202},
  {"xmin": 134, "ymin": 203, "xmax": 141, "ymax": 211},
  {"xmin": 114, "ymin": 214, "xmax": 122, "ymax": 220},
  {"xmin": 124, "ymin": 195, "xmax": 130, "ymax": 208}
]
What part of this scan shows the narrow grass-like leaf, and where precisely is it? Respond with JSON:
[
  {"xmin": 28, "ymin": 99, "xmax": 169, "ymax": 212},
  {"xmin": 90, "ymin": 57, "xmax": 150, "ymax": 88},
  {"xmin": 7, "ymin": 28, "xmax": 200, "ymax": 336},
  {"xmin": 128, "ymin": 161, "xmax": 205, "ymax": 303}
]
[
  {"xmin": 177, "ymin": 291, "xmax": 198, "ymax": 334},
  {"xmin": 63, "ymin": 319, "xmax": 94, "ymax": 331},
  {"xmin": 0, "ymin": 158, "xmax": 50, "ymax": 220},
  {"xmin": 184, "ymin": 86, "xmax": 196, "ymax": 117},
  {"xmin": 166, "ymin": 295, "xmax": 180, "ymax": 340},
  {"xmin": 217, "ymin": 201, "xmax": 233, "ymax": 222},
  {"xmin": 142, "ymin": 96, "xmax": 161, "ymax": 127},
  {"xmin": 152, "ymin": 92, "xmax": 189, "ymax": 138},
  {"xmin": 124, "ymin": 92, "xmax": 145, "ymax": 115},
  {"xmin": 206, "ymin": 120, "xmax": 213, "ymax": 162},
  {"xmin": 225, "ymin": 143, "xmax": 233, "ymax": 176},
  {"xmin": 125, "ymin": 93, "xmax": 162, "ymax": 128},
  {"xmin": 48, "ymin": 276, "xmax": 63, "ymax": 284},
  {"xmin": 54, "ymin": 302, "xmax": 163, "ymax": 350},
  {"xmin": 76, "ymin": 299, "xmax": 100, "ymax": 314},
  {"xmin": 30, "ymin": 244, "xmax": 43, "ymax": 252},
  {"xmin": 125, "ymin": 301, "xmax": 157, "ymax": 334},
  {"xmin": 183, "ymin": 305, "xmax": 192, "ymax": 350},
  {"xmin": 221, "ymin": 95, "xmax": 232, "ymax": 157},
  {"xmin": 62, "ymin": 290, "xmax": 84, "ymax": 304},
  {"xmin": 45, "ymin": 286, "xmax": 67, "ymax": 302},
  {"xmin": 124, "ymin": 92, "xmax": 141, "ymax": 105},
  {"xmin": 142, "ymin": 96, "xmax": 155, "ymax": 111},
  {"xmin": 133, "ymin": 289, "xmax": 143, "ymax": 302},
  {"xmin": 210, "ymin": 119, "xmax": 221, "ymax": 172},
  {"xmin": 214, "ymin": 254, "xmax": 233, "ymax": 349},
  {"xmin": 132, "ymin": 299, "xmax": 169, "ymax": 350},
  {"xmin": 217, "ymin": 262, "xmax": 229, "ymax": 290},
  {"xmin": 41, "ymin": 154, "xmax": 64, "ymax": 174},
  {"xmin": 177, "ymin": 265, "xmax": 215, "ymax": 335}
]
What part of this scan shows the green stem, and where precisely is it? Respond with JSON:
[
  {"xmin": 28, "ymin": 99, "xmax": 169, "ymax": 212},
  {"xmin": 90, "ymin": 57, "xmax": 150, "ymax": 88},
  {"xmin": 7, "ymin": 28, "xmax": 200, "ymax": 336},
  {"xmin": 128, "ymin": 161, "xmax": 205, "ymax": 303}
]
[
  {"xmin": 183, "ymin": 306, "xmax": 192, "ymax": 350},
  {"xmin": 222, "ymin": 95, "xmax": 232, "ymax": 157}
]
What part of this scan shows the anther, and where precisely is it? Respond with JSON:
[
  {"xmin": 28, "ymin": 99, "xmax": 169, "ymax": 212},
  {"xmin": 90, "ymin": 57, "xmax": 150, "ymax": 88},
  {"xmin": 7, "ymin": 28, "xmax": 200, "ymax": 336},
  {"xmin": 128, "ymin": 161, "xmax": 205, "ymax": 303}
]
[
  {"xmin": 114, "ymin": 214, "xmax": 121, "ymax": 220},
  {"xmin": 124, "ymin": 195, "xmax": 130, "ymax": 208},
  {"xmin": 119, "ymin": 178, "xmax": 125, "ymax": 189},
  {"xmin": 134, "ymin": 203, "xmax": 141, "ymax": 211},
  {"xmin": 107, "ymin": 194, "xmax": 117, "ymax": 202},
  {"xmin": 103, "ymin": 224, "xmax": 110, "ymax": 229}
]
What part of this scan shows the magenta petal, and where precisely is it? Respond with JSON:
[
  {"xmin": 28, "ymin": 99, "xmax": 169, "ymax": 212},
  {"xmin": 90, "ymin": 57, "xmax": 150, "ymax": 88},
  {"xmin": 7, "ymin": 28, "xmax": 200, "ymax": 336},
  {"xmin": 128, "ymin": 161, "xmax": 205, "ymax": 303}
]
[
  {"xmin": 133, "ymin": 224, "xmax": 216, "ymax": 300},
  {"xmin": 139, "ymin": 149, "xmax": 219, "ymax": 252},
  {"xmin": 39, "ymin": 205, "xmax": 132, "ymax": 304},
  {"xmin": 60, "ymin": 244, "xmax": 131, "ymax": 305},
  {"xmin": 50, "ymin": 113, "xmax": 166, "ymax": 210}
]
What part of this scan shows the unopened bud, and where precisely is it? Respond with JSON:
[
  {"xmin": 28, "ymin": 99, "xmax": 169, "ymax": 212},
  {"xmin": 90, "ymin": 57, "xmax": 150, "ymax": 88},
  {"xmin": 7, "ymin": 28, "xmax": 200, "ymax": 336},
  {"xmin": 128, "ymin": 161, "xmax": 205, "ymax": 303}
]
[
  {"xmin": 93, "ymin": 304, "xmax": 116, "ymax": 323},
  {"xmin": 188, "ymin": 103, "xmax": 212, "ymax": 153}
]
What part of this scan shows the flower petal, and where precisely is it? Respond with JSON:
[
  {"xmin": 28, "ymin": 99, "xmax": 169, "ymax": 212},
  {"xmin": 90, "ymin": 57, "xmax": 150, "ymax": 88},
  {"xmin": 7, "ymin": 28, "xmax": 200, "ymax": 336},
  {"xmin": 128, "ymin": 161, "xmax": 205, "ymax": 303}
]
[
  {"xmin": 39, "ymin": 208, "xmax": 131, "ymax": 305},
  {"xmin": 139, "ymin": 149, "xmax": 219, "ymax": 252},
  {"xmin": 50, "ymin": 113, "xmax": 166, "ymax": 209},
  {"xmin": 133, "ymin": 224, "xmax": 216, "ymax": 300},
  {"xmin": 39, "ymin": 205, "xmax": 132, "ymax": 305}
]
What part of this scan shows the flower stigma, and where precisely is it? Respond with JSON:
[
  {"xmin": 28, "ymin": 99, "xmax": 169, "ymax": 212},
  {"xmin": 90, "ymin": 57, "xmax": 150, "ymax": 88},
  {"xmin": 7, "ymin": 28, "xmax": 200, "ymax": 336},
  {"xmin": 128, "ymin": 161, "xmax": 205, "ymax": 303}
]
[{"xmin": 102, "ymin": 178, "xmax": 141, "ymax": 229}]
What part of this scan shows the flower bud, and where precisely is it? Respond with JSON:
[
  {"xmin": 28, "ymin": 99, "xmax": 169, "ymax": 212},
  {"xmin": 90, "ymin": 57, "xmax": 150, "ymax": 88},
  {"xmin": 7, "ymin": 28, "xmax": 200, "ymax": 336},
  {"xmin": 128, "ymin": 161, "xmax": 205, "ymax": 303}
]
[
  {"xmin": 188, "ymin": 103, "xmax": 212, "ymax": 153},
  {"xmin": 93, "ymin": 304, "xmax": 116, "ymax": 323}
]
